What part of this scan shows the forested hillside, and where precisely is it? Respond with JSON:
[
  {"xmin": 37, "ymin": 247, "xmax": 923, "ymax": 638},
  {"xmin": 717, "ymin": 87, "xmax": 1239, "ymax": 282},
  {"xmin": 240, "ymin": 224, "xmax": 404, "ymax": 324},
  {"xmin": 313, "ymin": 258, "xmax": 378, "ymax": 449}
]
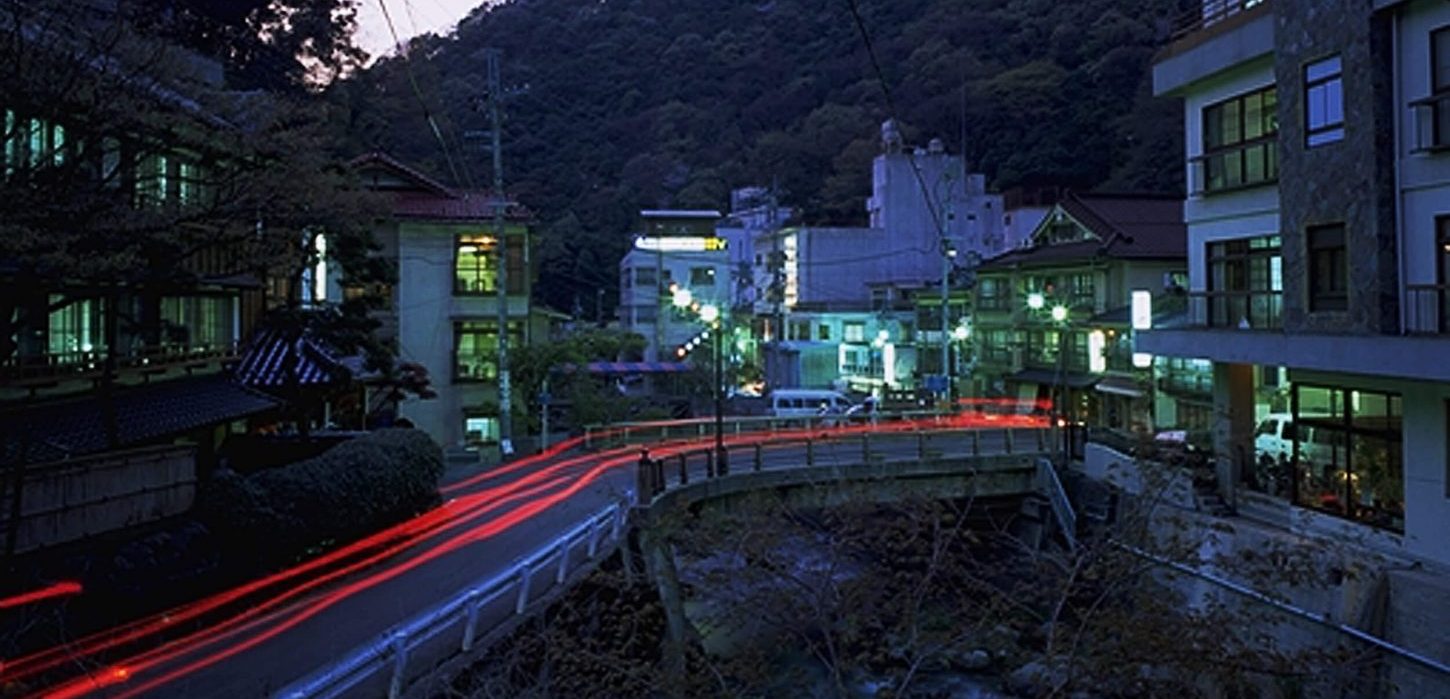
[{"xmin": 337, "ymin": 0, "xmax": 1196, "ymax": 313}]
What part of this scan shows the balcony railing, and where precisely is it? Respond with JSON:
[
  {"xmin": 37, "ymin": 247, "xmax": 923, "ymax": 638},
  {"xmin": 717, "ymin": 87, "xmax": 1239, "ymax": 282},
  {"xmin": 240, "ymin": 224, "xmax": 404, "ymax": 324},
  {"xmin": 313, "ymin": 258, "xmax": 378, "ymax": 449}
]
[
  {"xmin": 1410, "ymin": 93, "xmax": 1450, "ymax": 153},
  {"xmin": 0, "ymin": 342, "xmax": 240, "ymax": 383},
  {"xmin": 1186, "ymin": 290, "xmax": 1283, "ymax": 330},
  {"xmin": 1405, "ymin": 284, "xmax": 1450, "ymax": 335},
  {"xmin": 1171, "ymin": 0, "xmax": 1269, "ymax": 41},
  {"xmin": 1190, "ymin": 138, "xmax": 1278, "ymax": 195}
]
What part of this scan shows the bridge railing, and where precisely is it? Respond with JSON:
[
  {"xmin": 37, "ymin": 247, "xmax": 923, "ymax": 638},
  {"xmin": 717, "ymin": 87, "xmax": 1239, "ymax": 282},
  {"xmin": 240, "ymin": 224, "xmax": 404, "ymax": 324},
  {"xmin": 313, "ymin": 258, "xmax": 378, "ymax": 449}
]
[
  {"xmin": 633, "ymin": 425, "xmax": 1053, "ymax": 504},
  {"xmin": 277, "ymin": 501, "xmax": 629, "ymax": 699},
  {"xmin": 582, "ymin": 409, "xmax": 1038, "ymax": 451}
]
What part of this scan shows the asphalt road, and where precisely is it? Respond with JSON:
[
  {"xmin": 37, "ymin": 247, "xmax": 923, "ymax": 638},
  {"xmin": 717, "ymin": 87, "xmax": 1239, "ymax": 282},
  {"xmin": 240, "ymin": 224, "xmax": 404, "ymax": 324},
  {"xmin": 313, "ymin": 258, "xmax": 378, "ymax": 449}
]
[{"xmin": 19, "ymin": 421, "xmax": 1041, "ymax": 699}]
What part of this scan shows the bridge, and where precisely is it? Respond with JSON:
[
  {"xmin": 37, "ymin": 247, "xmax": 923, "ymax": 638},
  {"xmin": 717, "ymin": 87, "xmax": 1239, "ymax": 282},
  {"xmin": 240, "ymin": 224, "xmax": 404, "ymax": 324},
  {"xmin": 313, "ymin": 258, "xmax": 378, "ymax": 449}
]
[{"xmin": 13, "ymin": 415, "xmax": 1068, "ymax": 699}]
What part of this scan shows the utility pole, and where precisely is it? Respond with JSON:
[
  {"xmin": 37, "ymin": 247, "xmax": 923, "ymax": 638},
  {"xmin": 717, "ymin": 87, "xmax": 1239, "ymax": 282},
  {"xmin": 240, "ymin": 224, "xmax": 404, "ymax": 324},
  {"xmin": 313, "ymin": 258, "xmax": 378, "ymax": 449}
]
[{"xmin": 484, "ymin": 48, "xmax": 513, "ymax": 458}]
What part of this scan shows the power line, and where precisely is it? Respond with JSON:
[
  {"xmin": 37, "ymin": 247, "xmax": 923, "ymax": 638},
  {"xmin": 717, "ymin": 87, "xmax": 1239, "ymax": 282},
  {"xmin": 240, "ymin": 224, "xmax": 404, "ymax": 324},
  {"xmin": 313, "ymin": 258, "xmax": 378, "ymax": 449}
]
[
  {"xmin": 374, "ymin": 0, "xmax": 466, "ymax": 188},
  {"xmin": 842, "ymin": 0, "xmax": 951, "ymax": 256}
]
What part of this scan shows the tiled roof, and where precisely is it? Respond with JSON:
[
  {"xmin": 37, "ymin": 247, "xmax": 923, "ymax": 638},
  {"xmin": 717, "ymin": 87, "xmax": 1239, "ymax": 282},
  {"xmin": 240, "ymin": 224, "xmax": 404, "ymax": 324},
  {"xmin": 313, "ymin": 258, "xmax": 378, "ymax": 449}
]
[
  {"xmin": 350, "ymin": 151, "xmax": 531, "ymax": 222},
  {"xmin": 981, "ymin": 192, "xmax": 1185, "ymax": 270},
  {"xmin": 0, "ymin": 376, "xmax": 278, "ymax": 465},
  {"xmin": 234, "ymin": 329, "xmax": 354, "ymax": 389}
]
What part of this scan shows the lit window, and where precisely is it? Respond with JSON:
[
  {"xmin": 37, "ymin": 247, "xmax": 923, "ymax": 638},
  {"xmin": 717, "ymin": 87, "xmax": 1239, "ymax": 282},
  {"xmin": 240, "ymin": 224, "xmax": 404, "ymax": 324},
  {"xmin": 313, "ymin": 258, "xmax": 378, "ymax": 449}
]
[
  {"xmin": 1305, "ymin": 56, "xmax": 1344, "ymax": 147},
  {"xmin": 454, "ymin": 321, "xmax": 523, "ymax": 382}
]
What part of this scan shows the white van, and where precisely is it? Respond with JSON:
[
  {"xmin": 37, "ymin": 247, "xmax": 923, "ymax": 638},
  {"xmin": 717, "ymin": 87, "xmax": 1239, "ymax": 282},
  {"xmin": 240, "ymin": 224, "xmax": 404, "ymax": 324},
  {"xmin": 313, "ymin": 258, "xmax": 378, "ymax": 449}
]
[
  {"xmin": 768, "ymin": 389, "xmax": 853, "ymax": 418},
  {"xmin": 1254, "ymin": 413, "xmax": 1344, "ymax": 465}
]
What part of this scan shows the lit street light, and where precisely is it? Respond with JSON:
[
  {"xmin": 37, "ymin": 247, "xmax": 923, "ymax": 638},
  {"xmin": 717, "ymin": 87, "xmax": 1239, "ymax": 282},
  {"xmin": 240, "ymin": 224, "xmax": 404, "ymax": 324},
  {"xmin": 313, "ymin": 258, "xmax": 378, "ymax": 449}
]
[
  {"xmin": 699, "ymin": 303, "xmax": 727, "ymax": 476},
  {"xmin": 1027, "ymin": 291, "xmax": 1046, "ymax": 310}
]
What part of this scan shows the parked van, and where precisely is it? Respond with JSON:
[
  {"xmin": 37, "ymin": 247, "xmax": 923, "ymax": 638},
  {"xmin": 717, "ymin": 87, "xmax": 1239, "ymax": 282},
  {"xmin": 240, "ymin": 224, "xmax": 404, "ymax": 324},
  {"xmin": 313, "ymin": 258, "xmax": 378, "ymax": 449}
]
[
  {"xmin": 1254, "ymin": 413, "xmax": 1344, "ymax": 465},
  {"xmin": 768, "ymin": 389, "xmax": 853, "ymax": 418}
]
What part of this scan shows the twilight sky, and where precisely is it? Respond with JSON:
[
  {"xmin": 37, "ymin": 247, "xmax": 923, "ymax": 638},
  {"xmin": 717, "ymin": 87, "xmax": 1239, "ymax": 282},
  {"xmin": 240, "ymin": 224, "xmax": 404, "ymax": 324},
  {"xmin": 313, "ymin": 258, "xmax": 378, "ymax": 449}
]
[{"xmin": 354, "ymin": 0, "xmax": 483, "ymax": 62}]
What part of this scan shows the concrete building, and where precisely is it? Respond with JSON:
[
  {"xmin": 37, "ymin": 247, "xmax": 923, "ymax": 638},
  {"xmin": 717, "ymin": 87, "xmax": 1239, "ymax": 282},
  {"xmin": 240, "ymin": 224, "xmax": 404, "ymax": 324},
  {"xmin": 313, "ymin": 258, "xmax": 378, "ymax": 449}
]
[
  {"xmin": 617, "ymin": 210, "xmax": 734, "ymax": 362},
  {"xmin": 1141, "ymin": 0, "xmax": 1450, "ymax": 595},
  {"xmin": 353, "ymin": 153, "xmax": 550, "ymax": 453}
]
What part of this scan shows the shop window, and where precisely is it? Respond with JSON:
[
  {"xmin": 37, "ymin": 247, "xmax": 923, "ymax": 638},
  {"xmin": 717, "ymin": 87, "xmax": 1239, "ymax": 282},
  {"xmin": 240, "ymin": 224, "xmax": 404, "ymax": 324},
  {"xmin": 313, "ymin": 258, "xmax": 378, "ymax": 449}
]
[
  {"xmin": 1292, "ymin": 385, "xmax": 1403, "ymax": 532},
  {"xmin": 1308, "ymin": 224, "xmax": 1347, "ymax": 311},
  {"xmin": 1305, "ymin": 56, "xmax": 1345, "ymax": 147}
]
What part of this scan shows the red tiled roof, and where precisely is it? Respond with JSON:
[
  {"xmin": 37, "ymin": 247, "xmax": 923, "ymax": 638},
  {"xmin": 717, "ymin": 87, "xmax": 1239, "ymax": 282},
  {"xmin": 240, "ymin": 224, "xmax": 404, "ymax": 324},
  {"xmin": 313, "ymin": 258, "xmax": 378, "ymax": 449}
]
[
  {"xmin": 981, "ymin": 192, "xmax": 1184, "ymax": 269},
  {"xmin": 390, "ymin": 190, "xmax": 531, "ymax": 221},
  {"xmin": 349, "ymin": 151, "xmax": 532, "ymax": 222}
]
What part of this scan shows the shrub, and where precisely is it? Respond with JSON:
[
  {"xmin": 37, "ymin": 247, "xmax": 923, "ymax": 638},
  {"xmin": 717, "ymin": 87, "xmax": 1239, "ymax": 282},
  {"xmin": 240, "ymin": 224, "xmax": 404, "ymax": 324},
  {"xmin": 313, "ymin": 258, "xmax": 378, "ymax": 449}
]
[{"xmin": 200, "ymin": 428, "xmax": 443, "ymax": 567}]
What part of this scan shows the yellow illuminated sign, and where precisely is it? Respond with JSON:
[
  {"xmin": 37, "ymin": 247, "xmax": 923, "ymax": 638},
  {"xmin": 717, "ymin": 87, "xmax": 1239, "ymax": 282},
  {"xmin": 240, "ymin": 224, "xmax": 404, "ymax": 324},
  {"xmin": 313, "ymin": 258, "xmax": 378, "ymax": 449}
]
[{"xmin": 634, "ymin": 236, "xmax": 728, "ymax": 252}]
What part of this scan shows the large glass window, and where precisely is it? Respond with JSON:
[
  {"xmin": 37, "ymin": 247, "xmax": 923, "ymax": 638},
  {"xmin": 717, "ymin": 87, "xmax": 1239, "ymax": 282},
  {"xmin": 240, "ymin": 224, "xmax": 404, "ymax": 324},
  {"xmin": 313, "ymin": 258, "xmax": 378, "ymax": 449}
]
[
  {"xmin": 47, "ymin": 295, "xmax": 104, "ymax": 357},
  {"xmin": 1308, "ymin": 224, "xmax": 1347, "ymax": 312},
  {"xmin": 455, "ymin": 234, "xmax": 525, "ymax": 296},
  {"xmin": 160, "ymin": 296, "xmax": 234, "ymax": 349},
  {"xmin": 1202, "ymin": 86, "xmax": 1278, "ymax": 192},
  {"xmin": 454, "ymin": 320, "xmax": 523, "ymax": 381},
  {"xmin": 1292, "ymin": 385, "xmax": 1403, "ymax": 532},
  {"xmin": 1206, "ymin": 235, "xmax": 1282, "ymax": 328},
  {"xmin": 1305, "ymin": 56, "xmax": 1345, "ymax": 147}
]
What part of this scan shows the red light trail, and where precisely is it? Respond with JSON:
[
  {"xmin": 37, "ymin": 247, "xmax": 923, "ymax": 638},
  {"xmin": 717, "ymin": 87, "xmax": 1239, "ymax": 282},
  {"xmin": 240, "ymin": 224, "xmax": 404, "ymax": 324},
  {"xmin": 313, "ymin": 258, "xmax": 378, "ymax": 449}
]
[
  {"xmin": 0, "ymin": 581, "xmax": 82, "ymax": 610},
  {"xmin": 7, "ymin": 417, "xmax": 1026, "ymax": 698}
]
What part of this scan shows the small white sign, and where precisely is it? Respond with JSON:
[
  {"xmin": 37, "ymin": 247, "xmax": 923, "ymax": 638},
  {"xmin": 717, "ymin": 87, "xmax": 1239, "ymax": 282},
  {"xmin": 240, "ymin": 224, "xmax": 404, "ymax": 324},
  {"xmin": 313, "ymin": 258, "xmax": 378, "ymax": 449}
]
[{"xmin": 1131, "ymin": 290, "xmax": 1152, "ymax": 330}]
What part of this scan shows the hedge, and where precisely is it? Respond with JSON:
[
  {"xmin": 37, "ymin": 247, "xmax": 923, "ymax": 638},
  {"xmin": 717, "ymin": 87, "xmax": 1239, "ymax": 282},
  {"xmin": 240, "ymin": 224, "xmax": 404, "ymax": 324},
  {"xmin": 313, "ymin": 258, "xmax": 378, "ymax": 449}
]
[{"xmin": 200, "ymin": 428, "xmax": 444, "ymax": 566}]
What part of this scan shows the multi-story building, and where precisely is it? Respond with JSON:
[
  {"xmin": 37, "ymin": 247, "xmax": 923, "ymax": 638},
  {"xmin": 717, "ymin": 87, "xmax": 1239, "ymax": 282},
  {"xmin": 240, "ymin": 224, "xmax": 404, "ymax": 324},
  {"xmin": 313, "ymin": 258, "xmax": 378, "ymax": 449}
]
[
  {"xmin": 352, "ymin": 152, "xmax": 548, "ymax": 453},
  {"xmin": 972, "ymin": 192, "xmax": 1194, "ymax": 432},
  {"xmin": 617, "ymin": 210, "xmax": 733, "ymax": 362},
  {"xmin": 1141, "ymin": 0, "xmax": 1450, "ymax": 572}
]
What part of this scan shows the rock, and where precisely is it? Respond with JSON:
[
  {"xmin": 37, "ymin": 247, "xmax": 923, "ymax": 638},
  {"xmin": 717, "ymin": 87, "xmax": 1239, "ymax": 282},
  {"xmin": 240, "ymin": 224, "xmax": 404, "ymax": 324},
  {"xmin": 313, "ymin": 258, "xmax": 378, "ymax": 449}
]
[
  {"xmin": 1006, "ymin": 659, "xmax": 1068, "ymax": 697},
  {"xmin": 960, "ymin": 648, "xmax": 993, "ymax": 671}
]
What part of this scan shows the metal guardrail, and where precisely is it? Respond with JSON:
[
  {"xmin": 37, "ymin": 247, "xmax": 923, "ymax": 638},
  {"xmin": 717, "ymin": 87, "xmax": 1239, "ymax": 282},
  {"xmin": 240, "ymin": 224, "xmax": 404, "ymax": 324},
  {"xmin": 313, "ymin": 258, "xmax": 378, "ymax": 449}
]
[
  {"xmin": 283, "ymin": 422, "xmax": 1054, "ymax": 699},
  {"xmin": 1116, "ymin": 541, "xmax": 1450, "ymax": 680},
  {"xmin": 1036, "ymin": 458, "xmax": 1077, "ymax": 550},
  {"xmin": 277, "ymin": 502, "xmax": 628, "ymax": 699},
  {"xmin": 582, "ymin": 409, "xmax": 956, "ymax": 450}
]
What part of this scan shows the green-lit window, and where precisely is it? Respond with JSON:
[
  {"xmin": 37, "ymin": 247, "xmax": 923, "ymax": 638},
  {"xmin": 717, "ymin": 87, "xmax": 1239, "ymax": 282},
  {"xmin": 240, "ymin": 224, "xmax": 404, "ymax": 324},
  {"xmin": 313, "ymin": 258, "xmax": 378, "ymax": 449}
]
[
  {"xmin": 47, "ymin": 295, "xmax": 105, "ymax": 356},
  {"xmin": 160, "ymin": 296, "xmax": 234, "ymax": 349},
  {"xmin": 454, "ymin": 320, "xmax": 523, "ymax": 381},
  {"xmin": 455, "ymin": 234, "xmax": 525, "ymax": 296}
]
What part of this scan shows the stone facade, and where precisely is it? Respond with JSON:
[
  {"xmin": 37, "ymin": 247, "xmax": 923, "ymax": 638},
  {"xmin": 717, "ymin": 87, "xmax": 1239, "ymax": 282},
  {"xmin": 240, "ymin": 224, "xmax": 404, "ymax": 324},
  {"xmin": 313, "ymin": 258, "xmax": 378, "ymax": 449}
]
[{"xmin": 1274, "ymin": 0, "xmax": 1400, "ymax": 335}]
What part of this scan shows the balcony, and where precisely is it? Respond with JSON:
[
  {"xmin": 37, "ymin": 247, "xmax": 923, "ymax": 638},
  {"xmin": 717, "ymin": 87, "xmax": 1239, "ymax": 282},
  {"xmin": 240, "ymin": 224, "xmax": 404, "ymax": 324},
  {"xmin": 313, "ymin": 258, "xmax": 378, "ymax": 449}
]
[
  {"xmin": 1185, "ymin": 290, "xmax": 1283, "ymax": 330},
  {"xmin": 1190, "ymin": 138, "xmax": 1277, "ymax": 196},
  {"xmin": 1410, "ymin": 93, "xmax": 1450, "ymax": 154},
  {"xmin": 1405, "ymin": 284, "xmax": 1450, "ymax": 335},
  {"xmin": 0, "ymin": 343, "xmax": 240, "ymax": 385},
  {"xmin": 1169, "ymin": 0, "xmax": 1269, "ymax": 43},
  {"xmin": 1155, "ymin": 0, "xmax": 1274, "ymax": 96}
]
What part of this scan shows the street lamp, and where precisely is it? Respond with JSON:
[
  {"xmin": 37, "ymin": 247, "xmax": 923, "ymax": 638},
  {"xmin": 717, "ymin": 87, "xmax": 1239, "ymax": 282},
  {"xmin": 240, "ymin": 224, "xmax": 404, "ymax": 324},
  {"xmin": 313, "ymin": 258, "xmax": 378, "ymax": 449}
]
[
  {"xmin": 700, "ymin": 303, "xmax": 727, "ymax": 475},
  {"xmin": 1027, "ymin": 291, "xmax": 1046, "ymax": 311}
]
